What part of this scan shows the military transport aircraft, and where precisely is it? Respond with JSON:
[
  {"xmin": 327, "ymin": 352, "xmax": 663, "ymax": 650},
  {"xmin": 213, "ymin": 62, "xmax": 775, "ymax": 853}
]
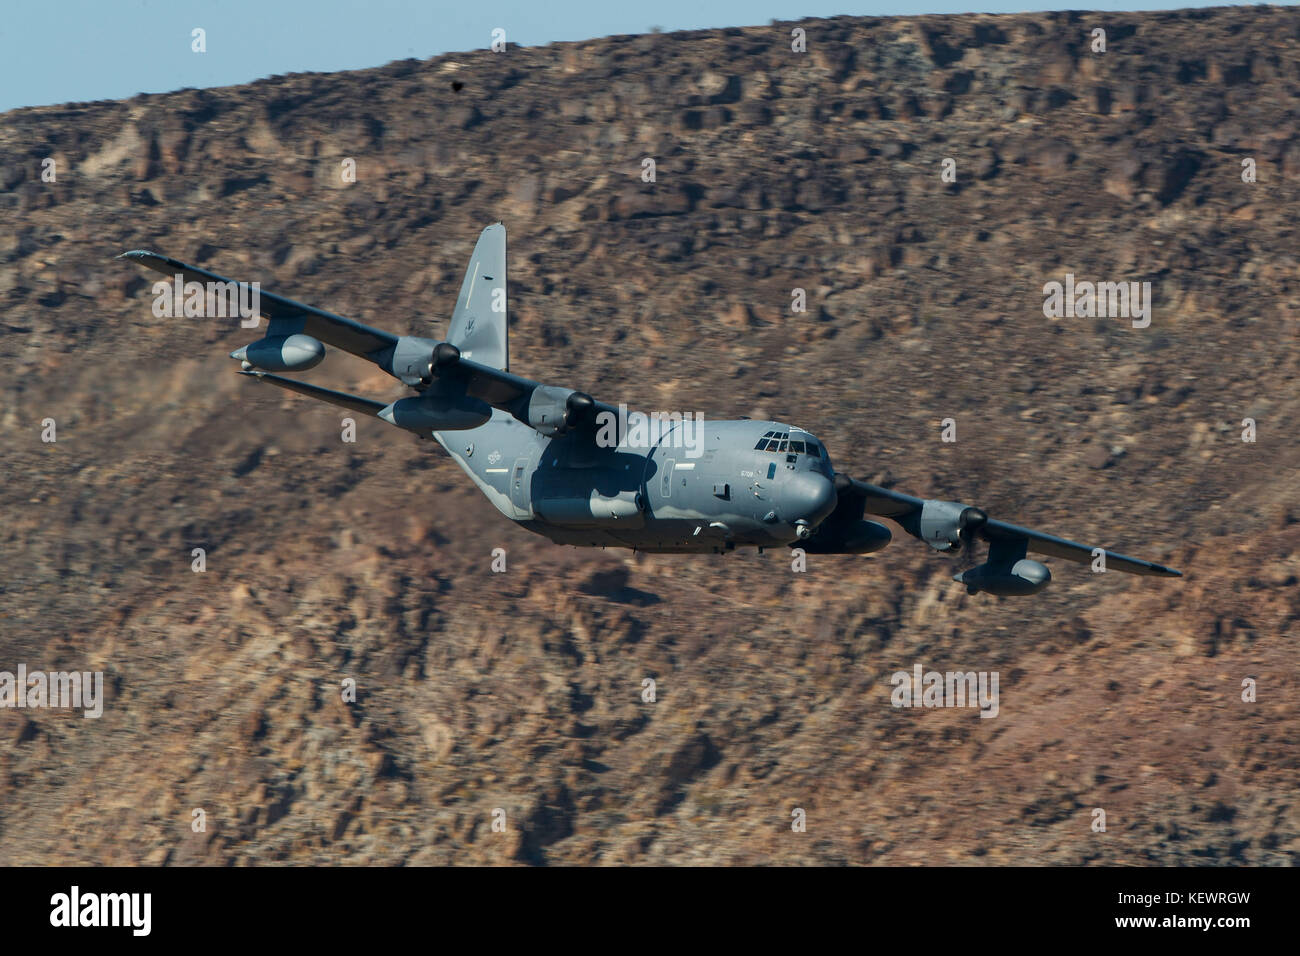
[{"xmin": 118, "ymin": 224, "xmax": 1181, "ymax": 597}]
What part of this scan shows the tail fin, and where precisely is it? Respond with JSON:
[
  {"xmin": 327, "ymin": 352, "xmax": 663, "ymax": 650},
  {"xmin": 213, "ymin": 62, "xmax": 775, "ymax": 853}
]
[{"xmin": 447, "ymin": 223, "xmax": 508, "ymax": 370}]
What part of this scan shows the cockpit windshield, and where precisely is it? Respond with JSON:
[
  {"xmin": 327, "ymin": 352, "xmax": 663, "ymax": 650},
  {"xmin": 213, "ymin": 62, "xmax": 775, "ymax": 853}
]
[{"xmin": 753, "ymin": 431, "xmax": 822, "ymax": 458}]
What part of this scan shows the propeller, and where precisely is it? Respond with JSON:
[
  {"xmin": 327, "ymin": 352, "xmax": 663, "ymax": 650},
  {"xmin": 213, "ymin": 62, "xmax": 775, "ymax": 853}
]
[
  {"xmin": 564, "ymin": 391, "xmax": 595, "ymax": 429},
  {"xmin": 958, "ymin": 505, "xmax": 988, "ymax": 562},
  {"xmin": 420, "ymin": 342, "xmax": 462, "ymax": 383}
]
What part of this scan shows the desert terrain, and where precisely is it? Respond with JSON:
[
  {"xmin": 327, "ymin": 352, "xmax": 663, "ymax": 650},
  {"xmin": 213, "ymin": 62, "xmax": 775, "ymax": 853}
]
[{"xmin": 0, "ymin": 6, "xmax": 1296, "ymax": 864}]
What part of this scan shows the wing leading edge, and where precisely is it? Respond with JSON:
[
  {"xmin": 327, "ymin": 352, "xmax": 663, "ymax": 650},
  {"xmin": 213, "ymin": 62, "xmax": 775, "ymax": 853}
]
[
  {"xmin": 835, "ymin": 476, "xmax": 1182, "ymax": 577},
  {"xmin": 115, "ymin": 250, "xmax": 399, "ymax": 359},
  {"xmin": 116, "ymin": 244, "xmax": 620, "ymax": 439}
]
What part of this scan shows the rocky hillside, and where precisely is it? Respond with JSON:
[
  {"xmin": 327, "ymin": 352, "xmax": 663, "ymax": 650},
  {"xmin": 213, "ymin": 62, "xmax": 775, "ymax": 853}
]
[{"xmin": 1, "ymin": 5, "xmax": 1297, "ymax": 864}]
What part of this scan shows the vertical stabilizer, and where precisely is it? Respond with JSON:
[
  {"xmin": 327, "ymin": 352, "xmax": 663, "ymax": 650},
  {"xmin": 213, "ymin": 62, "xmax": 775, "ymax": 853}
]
[{"xmin": 447, "ymin": 223, "xmax": 508, "ymax": 370}]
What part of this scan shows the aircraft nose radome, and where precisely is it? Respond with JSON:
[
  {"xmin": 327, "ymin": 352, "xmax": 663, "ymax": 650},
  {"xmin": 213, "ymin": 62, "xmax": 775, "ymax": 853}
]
[{"xmin": 780, "ymin": 472, "xmax": 837, "ymax": 526}]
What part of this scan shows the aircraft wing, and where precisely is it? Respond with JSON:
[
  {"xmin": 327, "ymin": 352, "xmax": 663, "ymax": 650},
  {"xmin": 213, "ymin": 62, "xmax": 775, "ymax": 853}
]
[
  {"xmin": 443, "ymin": 354, "xmax": 623, "ymax": 439},
  {"xmin": 118, "ymin": 238, "xmax": 621, "ymax": 442},
  {"xmin": 115, "ymin": 250, "xmax": 398, "ymax": 359},
  {"xmin": 834, "ymin": 476, "xmax": 1182, "ymax": 577}
]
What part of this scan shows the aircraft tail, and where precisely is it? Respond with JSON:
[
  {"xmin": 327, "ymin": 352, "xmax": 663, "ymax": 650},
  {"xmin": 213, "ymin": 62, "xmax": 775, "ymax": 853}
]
[{"xmin": 446, "ymin": 223, "xmax": 508, "ymax": 371}]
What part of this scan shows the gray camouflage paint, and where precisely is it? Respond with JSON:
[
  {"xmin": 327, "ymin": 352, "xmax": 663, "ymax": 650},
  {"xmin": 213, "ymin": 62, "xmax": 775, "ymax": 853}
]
[
  {"xmin": 118, "ymin": 221, "xmax": 1183, "ymax": 593},
  {"xmin": 434, "ymin": 413, "xmax": 837, "ymax": 552}
]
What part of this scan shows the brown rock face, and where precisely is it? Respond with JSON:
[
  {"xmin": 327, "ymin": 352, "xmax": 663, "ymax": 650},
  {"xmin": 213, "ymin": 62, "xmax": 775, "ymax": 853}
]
[{"xmin": 1, "ymin": 8, "xmax": 1297, "ymax": 865}]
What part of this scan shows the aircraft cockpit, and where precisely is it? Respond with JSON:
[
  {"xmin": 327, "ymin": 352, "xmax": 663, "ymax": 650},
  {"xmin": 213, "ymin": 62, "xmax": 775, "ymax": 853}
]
[
  {"xmin": 752, "ymin": 431, "xmax": 823, "ymax": 457},
  {"xmin": 752, "ymin": 430, "xmax": 833, "ymax": 475}
]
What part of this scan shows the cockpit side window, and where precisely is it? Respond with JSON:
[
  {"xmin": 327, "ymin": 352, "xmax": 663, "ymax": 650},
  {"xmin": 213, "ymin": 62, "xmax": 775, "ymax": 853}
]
[{"xmin": 805, "ymin": 442, "xmax": 821, "ymax": 458}]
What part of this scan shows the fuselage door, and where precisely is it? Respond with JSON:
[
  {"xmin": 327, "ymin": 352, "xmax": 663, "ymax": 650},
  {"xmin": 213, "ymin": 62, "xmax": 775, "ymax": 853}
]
[
  {"xmin": 510, "ymin": 456, "xmax": 531, "ymax": 517},
  {"xmin": 660, "ymin": 458, "xmax": 676, "ymax": 498}
]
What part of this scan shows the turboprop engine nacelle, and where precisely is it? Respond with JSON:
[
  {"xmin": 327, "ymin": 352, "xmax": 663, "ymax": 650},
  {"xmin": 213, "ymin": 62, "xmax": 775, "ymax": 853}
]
[
  {"xmin": 232, "ymin": 334, "xmax": 325, "ymax": 372},
  {"xmin": 519, "ymin": 385, "xmax": 594, "ymax": 437},
  {"xmin": 954, "ymin": 559, "xmax": 1051, "ymax": 596},
  {"xmin": 909, "ymin": 500, "xmax": 987, "ymax": 553},
  {"xmin": 378, "ymin": 393, "xmax": 492, "ymax": 433}
]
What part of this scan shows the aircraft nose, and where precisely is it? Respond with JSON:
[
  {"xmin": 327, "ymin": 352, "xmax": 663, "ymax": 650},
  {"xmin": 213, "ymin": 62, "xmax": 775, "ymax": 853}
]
[{"xmin": 780, "ymin": 471, "xmax": 837, "ymax": 527}]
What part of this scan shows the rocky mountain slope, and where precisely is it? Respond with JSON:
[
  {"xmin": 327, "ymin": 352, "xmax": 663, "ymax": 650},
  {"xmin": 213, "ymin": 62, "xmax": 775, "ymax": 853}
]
[{"xmin": 1, "ymin": 5, "xmax": 1297, "ymax": 864}]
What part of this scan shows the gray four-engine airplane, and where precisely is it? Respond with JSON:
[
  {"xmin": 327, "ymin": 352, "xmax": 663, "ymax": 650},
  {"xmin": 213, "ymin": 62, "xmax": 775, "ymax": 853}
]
[{"xmin": 118, "ymin": 223, "xmax": 1182, "ymax": 596}]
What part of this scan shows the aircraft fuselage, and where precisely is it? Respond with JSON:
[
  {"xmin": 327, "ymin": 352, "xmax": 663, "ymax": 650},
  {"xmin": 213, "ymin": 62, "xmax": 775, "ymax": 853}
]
[{"xmin": 434, "ymin": 413, "xmax": 838, "ymax": 552}]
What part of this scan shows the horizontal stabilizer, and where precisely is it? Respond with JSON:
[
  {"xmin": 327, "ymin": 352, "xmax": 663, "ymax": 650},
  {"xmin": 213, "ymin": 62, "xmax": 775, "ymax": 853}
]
[{"xmin": 238, "ymin": 370, "xmax": 387, "ymax": 416}]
